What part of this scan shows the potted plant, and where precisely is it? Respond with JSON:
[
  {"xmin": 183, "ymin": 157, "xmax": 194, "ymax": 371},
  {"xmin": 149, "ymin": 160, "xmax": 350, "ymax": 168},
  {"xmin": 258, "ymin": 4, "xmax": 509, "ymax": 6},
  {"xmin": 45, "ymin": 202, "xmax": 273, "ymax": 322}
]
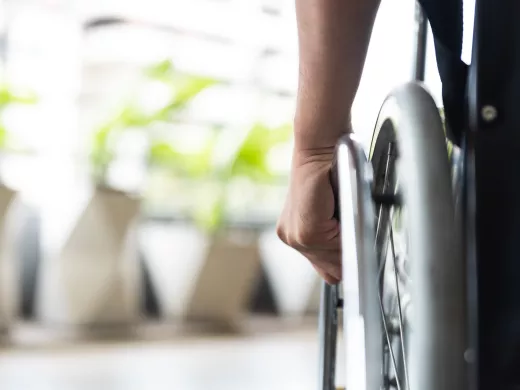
[
  {"xmin": 145, "ymin": 120, "xmax": 292, "ymax": 330},
  {"xmin": 0, "ymin": 81, "xmax": 36, "ymax": 335},
  {"xmin": 188, "ymin": 122, "xmax": 293, "ymax": 330},
  {"xmin": 36, "ymin": 60, "xmax": 216, "ymax": 331}
]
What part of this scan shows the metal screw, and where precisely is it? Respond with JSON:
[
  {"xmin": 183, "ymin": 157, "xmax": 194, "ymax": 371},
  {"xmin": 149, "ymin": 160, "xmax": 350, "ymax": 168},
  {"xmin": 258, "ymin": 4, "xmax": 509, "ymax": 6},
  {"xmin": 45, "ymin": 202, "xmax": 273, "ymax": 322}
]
[
  {"xmin": 481, "ymin": 105, "xmax": 498, "ymax": 122},
  {"xmin": 464, "ymin": 348, "xmax": 476, "ymax": 363}
]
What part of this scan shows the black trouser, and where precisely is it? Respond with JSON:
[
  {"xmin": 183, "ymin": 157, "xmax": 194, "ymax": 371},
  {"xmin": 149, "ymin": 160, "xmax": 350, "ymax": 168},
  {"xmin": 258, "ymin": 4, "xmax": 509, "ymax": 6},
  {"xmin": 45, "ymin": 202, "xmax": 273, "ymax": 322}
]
[{"xmin": 419, "ymin": 0, "xmax": 467, "ymax": 145}]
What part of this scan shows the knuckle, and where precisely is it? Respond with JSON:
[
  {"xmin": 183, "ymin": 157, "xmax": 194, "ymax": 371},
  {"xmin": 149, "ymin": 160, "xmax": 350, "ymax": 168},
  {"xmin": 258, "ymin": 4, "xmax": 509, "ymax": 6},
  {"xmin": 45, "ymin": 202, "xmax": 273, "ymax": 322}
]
[
  {"xmin": 275, "ymin": 222, "xmax": 286, "ymax": 243},
  {"xmin": 283, "ymin": 231, "xmax": 297, "ymax": 248},
  {"xmin": 294, "ymin": 229, "xmax": 315, "ymax": 249},
  {"xmin": 276, "ymin": 214, "xmax": 318, "ymax": 251}
]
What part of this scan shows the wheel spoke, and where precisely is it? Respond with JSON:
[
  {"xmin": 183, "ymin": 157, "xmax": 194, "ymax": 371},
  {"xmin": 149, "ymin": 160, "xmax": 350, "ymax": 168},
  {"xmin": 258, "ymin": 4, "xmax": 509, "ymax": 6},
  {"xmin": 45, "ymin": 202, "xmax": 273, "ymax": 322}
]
[
  {"xmin": 390, "ymin": 224, "xmax": 410, "ymax": 390},
  {"xmin": 377, "ymin": 240, "xmax": 390, "ymax": 389},
  {"xmin": 378, "ymin": 287, "xmax": 402, "ymax": 390},
  {"xmin": 377, "ymin": 232, "xmax": 405, "ymax": 390},
  {"xmin": 374, "ymin": 141, "xmax": 410, "ymax": 390}
]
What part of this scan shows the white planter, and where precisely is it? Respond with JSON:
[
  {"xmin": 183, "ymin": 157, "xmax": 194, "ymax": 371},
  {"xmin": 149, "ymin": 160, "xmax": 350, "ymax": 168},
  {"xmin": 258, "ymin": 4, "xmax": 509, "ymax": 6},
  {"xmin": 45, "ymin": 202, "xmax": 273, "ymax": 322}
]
[
  {"xmin": 141, "ymin": 224, "xmax": 262, "ymax": 330},
  {"xmin": 185, "ymin": 229, "xmax": 261, "ymax": 329},
  {"xmin": 0, "ymin": 186, "xmax": 22, "ymax": 333},
  {"xmin": 37, "ymin": 188, "xmax": 141, "ymax": 328},
  {"xmin": 139, "ymin": 222, "xmax": 207, "ymax": 319}
]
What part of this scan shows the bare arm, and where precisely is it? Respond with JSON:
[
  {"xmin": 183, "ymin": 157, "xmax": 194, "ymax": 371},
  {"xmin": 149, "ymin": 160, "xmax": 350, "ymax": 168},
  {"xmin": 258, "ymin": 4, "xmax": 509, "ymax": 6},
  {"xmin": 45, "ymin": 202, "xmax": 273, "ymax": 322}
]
[
  {"xmin": 277, "ymin": 0, "xmax": 380, "ymax": 283},
  {"xmin": 294, "ymin": 0, "xmax": 380, "ymax": 151}
]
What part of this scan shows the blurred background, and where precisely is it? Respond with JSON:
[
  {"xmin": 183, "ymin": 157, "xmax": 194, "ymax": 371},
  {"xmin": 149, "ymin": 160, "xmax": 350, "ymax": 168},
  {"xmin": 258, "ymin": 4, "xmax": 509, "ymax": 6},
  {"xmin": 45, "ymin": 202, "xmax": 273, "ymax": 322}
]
[{"xmin": 0, "ymin": 0, "xmax": 472, "ymax": 389}]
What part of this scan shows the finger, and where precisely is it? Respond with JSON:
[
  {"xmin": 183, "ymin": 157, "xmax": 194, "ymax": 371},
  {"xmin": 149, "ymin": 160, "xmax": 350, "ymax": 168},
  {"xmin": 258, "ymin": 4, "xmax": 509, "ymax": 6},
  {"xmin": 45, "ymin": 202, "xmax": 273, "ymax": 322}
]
[
  {"xmin": 312, "ymin": 264, "xmax": 341, "ymax": 284},
  {"xmin": 292, "ymin": 220, "xmax": 341, "ymax": 252},
  {"xmin": 303, "ymin": 250, "xmax": 342, "ymax": 280}
]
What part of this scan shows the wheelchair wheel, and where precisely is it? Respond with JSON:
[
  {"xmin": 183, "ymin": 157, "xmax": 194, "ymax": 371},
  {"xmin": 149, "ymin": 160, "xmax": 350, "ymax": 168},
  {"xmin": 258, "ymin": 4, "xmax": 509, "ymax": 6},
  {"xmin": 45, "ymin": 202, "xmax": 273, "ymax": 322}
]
[{"xmin": 336, "ymin": 83, "xmax": 467, "ymax": 390}]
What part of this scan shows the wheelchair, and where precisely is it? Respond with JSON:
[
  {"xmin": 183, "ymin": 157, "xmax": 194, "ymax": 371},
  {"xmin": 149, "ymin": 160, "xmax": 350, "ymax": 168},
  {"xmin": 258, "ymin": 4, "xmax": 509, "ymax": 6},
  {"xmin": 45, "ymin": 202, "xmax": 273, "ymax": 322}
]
[{"xmin": 318, "ymin": 1, "xmax": 520, "ymax": 389}]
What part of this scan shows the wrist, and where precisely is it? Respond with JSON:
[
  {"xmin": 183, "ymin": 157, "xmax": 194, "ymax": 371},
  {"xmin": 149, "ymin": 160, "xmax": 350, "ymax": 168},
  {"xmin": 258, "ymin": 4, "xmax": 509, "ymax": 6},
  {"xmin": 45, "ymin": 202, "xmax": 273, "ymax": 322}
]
[
  {"xmin": 291, "ymin": 145, "xmax": 335, "ymax": 171},
  {"xmin": 292, "ymin": 128, "xmax": 351, "ymax": 164},
  {"xmin": 293, "ymin": 114, "xmax": 353, "ymax": 152}
]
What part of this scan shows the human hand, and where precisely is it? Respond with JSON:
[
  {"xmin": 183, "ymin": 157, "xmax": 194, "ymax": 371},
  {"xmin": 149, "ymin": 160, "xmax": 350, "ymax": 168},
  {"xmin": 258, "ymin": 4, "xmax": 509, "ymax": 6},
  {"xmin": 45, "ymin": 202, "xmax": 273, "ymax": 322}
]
[{"xmin": 276, "ymin": 148, "xmax": 341, "ymax": 284}]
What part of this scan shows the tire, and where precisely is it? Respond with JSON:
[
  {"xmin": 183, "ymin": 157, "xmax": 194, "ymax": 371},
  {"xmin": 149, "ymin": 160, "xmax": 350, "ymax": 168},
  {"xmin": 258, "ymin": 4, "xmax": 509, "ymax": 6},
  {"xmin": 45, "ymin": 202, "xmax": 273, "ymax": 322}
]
[{"xmin": 339, "ymin": 82, "xmax": 467, "ymax": 390}]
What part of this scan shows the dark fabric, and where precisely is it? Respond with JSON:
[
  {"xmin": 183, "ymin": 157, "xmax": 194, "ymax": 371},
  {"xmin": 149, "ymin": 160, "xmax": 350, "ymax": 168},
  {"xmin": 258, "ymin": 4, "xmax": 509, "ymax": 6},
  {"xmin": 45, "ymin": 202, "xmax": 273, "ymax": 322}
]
[{"xmin": 418, "ymin": 0, "xmax": 468, "ymax": 145}]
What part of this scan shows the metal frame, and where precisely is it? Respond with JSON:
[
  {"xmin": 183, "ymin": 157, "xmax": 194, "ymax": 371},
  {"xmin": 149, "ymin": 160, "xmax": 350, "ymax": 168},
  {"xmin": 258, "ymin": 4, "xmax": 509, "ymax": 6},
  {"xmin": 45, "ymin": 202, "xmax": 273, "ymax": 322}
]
[
  {"xmin": 317, "ymin": 283, "xmax": 339, "ymax": 390},
  {"xmin": 466, "ymin": 0, "xmax": 520, "ymax": 388},
  {"xmin": 318, "ymin": 132, "xmax": 383, "ymax": 390},
  {"xmin": 412, "ymin": 1, "xmax": 428, "ymax": 82},
  {"xmin": 320, "ymin": 80, "xmax": 468, "ymax": 390}
]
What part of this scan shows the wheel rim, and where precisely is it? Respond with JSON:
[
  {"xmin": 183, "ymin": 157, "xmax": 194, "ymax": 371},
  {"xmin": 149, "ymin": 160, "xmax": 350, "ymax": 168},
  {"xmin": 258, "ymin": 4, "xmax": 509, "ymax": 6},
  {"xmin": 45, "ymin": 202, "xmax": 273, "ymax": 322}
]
[
  {"xmin": 340, "ymin": 83, "xmax": 466, "ymax": 390},
  {"xmin": 371, "ymin": 134, "xmax": 411, "ymax": 390}
]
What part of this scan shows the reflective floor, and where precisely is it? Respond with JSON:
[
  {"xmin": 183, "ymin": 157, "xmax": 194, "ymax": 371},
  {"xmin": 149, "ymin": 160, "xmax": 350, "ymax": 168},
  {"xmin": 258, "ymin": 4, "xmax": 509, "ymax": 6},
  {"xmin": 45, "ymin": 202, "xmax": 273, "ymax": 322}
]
[{"xmin": 0, "ymin": 329, "xmax": 328, "ymax": 390}]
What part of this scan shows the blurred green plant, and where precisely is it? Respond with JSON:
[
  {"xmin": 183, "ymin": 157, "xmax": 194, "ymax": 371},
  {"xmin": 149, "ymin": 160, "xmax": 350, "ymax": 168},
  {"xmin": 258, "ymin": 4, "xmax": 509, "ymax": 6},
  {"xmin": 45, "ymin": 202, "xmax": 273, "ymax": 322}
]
[
  {"xmin": 228, "ymin": 122, "xmax": 292, "ymax": 182},
  {"xmin": 0, "ymin": 82, "xmax": 37, "ymax": 151},
  {"xmin": 145, "ymin": 121, "xmax": 292, "ymax": 233},
  {"xmin": 90, "ymin": 59, "xmax": 217, "ymax": 186},
  {"xmin": 91, "ymin": 59, "xmax": 292, "ymax": 232},
  {"xmin": 147, "ymin": 128, "xmax": 218, "ymax": 179},
  {"xmin": 189, "ymin": 122, "xmax": 292, "ymax": 233}
]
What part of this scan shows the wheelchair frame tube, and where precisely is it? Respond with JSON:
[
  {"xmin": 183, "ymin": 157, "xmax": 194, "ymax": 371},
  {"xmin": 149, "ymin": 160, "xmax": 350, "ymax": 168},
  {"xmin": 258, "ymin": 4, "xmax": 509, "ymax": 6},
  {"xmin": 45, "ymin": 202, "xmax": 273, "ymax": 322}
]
[
  {"xmin": 318, "ymin": 283, "xmax": 339, "ymax": 390},
  {"xmin": 412, "ymin": 1, "xmax": 427, "ymax": 82},
  {"xmin": 466, "ymin": 0, "xmax": 520, "ymax": 388}
]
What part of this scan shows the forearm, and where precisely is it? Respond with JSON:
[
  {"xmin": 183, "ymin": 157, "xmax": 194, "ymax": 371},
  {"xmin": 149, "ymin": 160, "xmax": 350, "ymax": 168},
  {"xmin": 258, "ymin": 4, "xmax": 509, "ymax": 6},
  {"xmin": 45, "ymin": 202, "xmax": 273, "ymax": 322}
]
[{"xmin": 294, "ymin": 0, "xmax": 380, "ymax": 152}]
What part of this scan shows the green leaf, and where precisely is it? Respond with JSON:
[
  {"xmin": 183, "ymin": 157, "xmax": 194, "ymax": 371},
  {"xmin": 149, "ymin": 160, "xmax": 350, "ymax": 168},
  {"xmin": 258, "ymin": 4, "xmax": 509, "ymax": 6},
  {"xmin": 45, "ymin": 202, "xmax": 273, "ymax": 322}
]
[
  {"xmin": 174, "ymin": 75, "xmax": 216, "ymax": 106},
  {"xmin": 148, "ymin": 132, "xmax": 216, "ymax": 178},
  {"xmin": 89, "ymin": 102, "xmax": 155, "ymax": 181},
  {"xmin": 0, "ymin": 83, "xmax": 37, "ymax": 151},
  {"xmin": 143, "ymin": 60, "xmax": 217, "ymax": 121},
  {"xmin": 156, "ymin": 75, "xmax": 217, "ymax": 120},
  {"xmin": 0, "ymin": 123, "xmax": 8, "ymax": 149},
  {"xmin": 193, "ymin": 190, "xmax": 226, "ymax": 232},
  {"xmin": 148, "ymin": 141, "xmax": 181, "ymax": 167},
  {"xmin": 119, "ymin": 105, "xmax": 153, "ymax": 128},
  {"xmin": 0, "ymin": 84, "xmax": 37, "ymax": 107},
  {"xmin": 144, "ymin": 59, "xmax": 175, "ymax": 82},
  {"xmin": 88, "ymin": 59, "xmax": 219, "ymax": 184},
  {"xmin": 89, "ymin": 121, "xmax": 120, "ymax": 183},
  {"xmin": 229, "ymin": 122, "xmax": 292, "ymax": 182}
]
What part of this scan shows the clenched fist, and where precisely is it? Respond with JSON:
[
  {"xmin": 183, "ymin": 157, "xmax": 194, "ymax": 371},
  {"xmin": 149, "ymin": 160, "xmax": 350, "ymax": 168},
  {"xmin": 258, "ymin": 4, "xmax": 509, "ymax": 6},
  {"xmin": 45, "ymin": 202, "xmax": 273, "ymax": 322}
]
[{"xmin": 276, "ymin": 148, "xmax": 341, "ymax": 284}]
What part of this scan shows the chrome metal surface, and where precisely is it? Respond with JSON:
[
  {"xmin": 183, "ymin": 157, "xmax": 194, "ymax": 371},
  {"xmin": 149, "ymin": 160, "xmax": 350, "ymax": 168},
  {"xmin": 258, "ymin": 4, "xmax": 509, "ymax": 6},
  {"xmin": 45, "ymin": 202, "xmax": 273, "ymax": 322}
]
[
  {"xmin": 371, "ymin": 83, "xmax": 466, "ymax": 390},
  {"xmin": 318, "ymin": 282, "xmax": 339, "ymax": 390},
  {"xmin": 412, "ymin": 2, "xmax": 427, "ymax": 82},
  {"xmin": 336, "ymin": 82, "xmax": 466, "ymax": 390},
  {"xmin": 337, "ymin": 134, "xmax": 382, "ymax": 390}
]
